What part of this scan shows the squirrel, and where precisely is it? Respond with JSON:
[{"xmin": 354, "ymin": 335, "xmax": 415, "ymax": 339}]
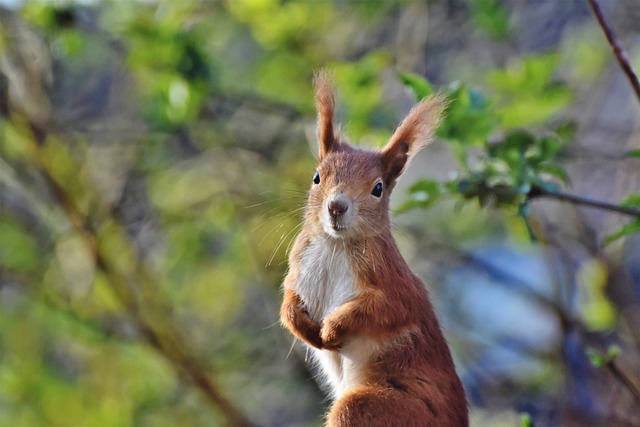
[{"xmin": 280, "ymin": 71, "xmax": 468, "ymax": 427}]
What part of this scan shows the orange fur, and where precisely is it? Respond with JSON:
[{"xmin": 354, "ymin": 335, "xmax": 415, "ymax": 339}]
[{"xmin": 280, "ymin": 73, "xmax": 467, "ymax": 426}]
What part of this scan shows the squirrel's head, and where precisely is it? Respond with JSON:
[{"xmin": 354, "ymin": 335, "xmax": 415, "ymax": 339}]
[{"xmin": 306, "ymin": 70, "xmax": 446, "ymax": 240}]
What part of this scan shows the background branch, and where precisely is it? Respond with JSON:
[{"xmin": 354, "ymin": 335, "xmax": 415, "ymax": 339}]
[
  {"xmin": 529, "ymin": 185, "xmax": 640, "ymax": 218},
  {"xmin": 588, "ymin": 0, "xmax": 640, "ymax": 103},
  {"xmin": 24, "ymin": 123, "xmax": 256, "ymax": 427},
  {"xmin": 607, "ymin": 360, "xmax": 640, "ymax": 408}
]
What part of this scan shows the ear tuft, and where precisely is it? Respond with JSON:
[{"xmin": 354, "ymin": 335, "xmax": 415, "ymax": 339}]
[
  {"xmin": 314, "ymin": 69, "xmax": 338, "ymax": 160},
  {"xmin": 381, "ymin": 94, "xmax": 447, "ymax": 185}
]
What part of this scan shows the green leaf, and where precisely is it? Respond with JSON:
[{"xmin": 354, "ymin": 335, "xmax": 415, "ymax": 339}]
[
  {"xmin": 538, "ymin": 135, "xmax": 562, "ymax": 160},
  {"xmin": 485, "ymin": 173, "xmax": 513, "ymax": 188},
  {"xmin": 438, "ymin": 83, "xmax": 496, "ymax": 147},
  {"xmin": 554, "ymin": 122, "xmax": 576, "ymax": 143},
  {"xmin": 607, "ymin": 345, "xmax": 621, "ymax": 360},
  {"xmin": 398, "ymin": 72, "xmax": 433, "ymax": 101},
  {"xmin": 624, "ymin": 149, "xmax": 640, "ymax": 158},
  {"xmin": 604, "ymin": 220, "xmax": 640, "ymax": 245},
  {"xmin": 487, "ymin": 129, "xmax": 536, "ymax": 157},
  {"xmin": 470, "ymin": 0, "xmax": 511, "ymax": 40},
  {"xmin": 536, "ymin": 163, "xmax": 570, "ymax": 184},
  {"xmin": 500, "ymin": 129, "xmax": 536, "ymax": 152},
  {"xmin": 620, "ymin": 194, "xmax": 640, "ymax": 208},
  {"xmin": 398, "ymin": 179, "xmax": 442, "ymax": 212},
  {"xmin": 587, "ymin": 345, "xmax": 621, "ymax": 368},
  {"xmin": 488, "ymin": 53, "xmax": 573, "ymax": 128},
  {"xmin": 484, "ymin": 158, "xmax": 511, "ymax": 176},
  {"xmin": 520, "ymin": 413, "xmax": 534, "ymax": 427},
  {"xmin": 587, "ymin": 348, "xmax": 605, "ymax": 368},
  {"xmin": 488, "ymin": 53, "xmax": 560, "ymax": 95},
  {"xmin": 496, "ymin": 90, "xmax": 572, "ymax": 128},
  {"xmin": 409, "ymin": 178, "xmax": 442, "ymax": 196},
  {"xmin": 488, "ymin": 130, "xmax": 535, "ymax": 170}
]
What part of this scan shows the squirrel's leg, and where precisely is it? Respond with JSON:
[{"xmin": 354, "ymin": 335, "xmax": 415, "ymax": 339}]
[
  {"xmin": 280, "ymin": 288, "xmax": 324, "ymax": 349},
  {"xmin": 326, "ymin": 386, "xmax": 434, "ymax": 427}
]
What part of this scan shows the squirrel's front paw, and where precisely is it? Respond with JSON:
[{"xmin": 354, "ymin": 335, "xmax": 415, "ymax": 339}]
[
  {"xmin": 320, "ymin": 319, "xmax": 345, "ymax": 351},
  {"xmin": 281, "ymin": 291, "xmax": 323, "ymax": 349}
]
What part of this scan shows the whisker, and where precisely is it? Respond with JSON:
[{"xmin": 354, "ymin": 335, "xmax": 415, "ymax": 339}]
[
  {"xmin": 249, "ymin": 201, "xmax": 309, "ymax": 234},
  {"xmin": 284, "ymin": 222, "xmax": 305, "ymax": 255},
  {"xmin": 250, "ymin": 208, "xmax": 295, "ymax": 232},
  {"xmin": 286, "ymin": 338, "xmax": 297, "ymax": 360},
  {"xmin": 263, "ymin": 320, "xmax": 281, "ymax": 330},
  {"xmin": 244, "ymin": 195, "xmax": 305, "ymax": 209},
  {"xmin": 267, "ymin": 221, "xmax": 304, "ymax": 267},
  {"xmin": 258, "ymin": 221, "xmax": 287, "ymax": 248}
]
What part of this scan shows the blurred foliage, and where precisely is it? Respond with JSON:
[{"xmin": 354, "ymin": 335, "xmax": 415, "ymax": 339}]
[
  {"xmin": 469, "ymin": 0, "xmax": 511, "ymax": 40},
  {"xmin": 587, "ymin": 345, "xmax": 620, "ymax": 369},
  {"xmin": 520, "ymin": 413, "xmax": 535, "ymax": 427},
  {"xmin": 399, "ymin": 70, "xmax": 568, "ymax": 217},
  {"xmin": 1, "ymin": 1, "xmax": 639, "ymax": 427},
  {"xmin": 604, "ymin": 195, "xmax": 640, "ymax": 244},
  {"xmin": 400, "ymin": 66, "xmax": 640, "ymax": 245}
]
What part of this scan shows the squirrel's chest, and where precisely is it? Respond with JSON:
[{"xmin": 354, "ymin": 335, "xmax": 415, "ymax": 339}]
[{"xmin": 295, "ymin": 240, "xmax": 358, "ymax": 321}]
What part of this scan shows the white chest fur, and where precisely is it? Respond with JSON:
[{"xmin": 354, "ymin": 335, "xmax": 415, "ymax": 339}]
[
  {"xmin": 296, "ymin": 238, "xmax": 357, "ymax": 322},
  {"xmin": 295, "ymin": 238, "xmax": 381, "ymax": 398}
]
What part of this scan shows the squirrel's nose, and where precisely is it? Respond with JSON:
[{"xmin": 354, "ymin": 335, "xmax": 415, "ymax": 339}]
[{"xmin": 328, "ymin": 200, "xmax": 348, "ymax": 218}]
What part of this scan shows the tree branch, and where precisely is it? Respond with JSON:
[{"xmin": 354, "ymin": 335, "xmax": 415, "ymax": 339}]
[
  {"xmin": 607, "ymin": 360, "xmax": 640, "ymax": 408},
  {"xmin": 529, "ymin": 185, "xmax": 640, "ymax": 218},
  {"xmin": 20, "ymin": 121, "xmax": 257, "ymax": 427},
  {"xmin": 587, "ymin": 0, "xmax": 640, "ymax": 103}
]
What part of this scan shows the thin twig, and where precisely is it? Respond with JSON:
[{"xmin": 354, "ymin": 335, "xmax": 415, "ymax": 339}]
[
  {"xmin": 587, "ymin": 0, "xmax": 640, "ymax": 103},
  {"xmin": 529, "ymin": 186, "xmax": 640, "ymax": 218},
  {"xmin": 607, "ymin": 360, "xmax": 640, "ymax": 408}
]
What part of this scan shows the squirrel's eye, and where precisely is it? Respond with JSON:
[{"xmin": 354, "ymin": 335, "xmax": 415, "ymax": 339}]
[
  {"xmin": 313, "ymin": 171, "xmax": 320, "ymax": 185},
  {"xmin": 371, "ymin": 182, "xmax": 383, "ymax": 197}
]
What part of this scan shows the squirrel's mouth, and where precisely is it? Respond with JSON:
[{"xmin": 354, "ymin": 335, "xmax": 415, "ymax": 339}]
[
  {"xmin": 324, "ymin": 218, "xmax": 348, "ymax": 237},
  {"xmin": 331, "ymin": 221, "xmax": 346, "ymax": 231}
]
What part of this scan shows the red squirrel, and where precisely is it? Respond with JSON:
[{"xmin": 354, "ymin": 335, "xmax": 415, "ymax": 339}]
[{"xmin": 280, "ymin": 72, "xmax": 468, "ymax": 427}]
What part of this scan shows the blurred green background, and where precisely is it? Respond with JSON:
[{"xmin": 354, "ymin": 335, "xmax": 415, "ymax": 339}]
[{"xmin": 1, "ymin": 1, "xmax": 639, "ymax": 426}]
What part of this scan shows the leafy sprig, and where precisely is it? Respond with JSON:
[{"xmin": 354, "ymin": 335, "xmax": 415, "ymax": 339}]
[{"xmin": 399, "ymin": 70, "xmax": 640, "ymax": 243}]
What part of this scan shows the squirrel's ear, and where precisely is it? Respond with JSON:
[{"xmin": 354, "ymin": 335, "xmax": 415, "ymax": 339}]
[
  {"xmin": 381, "ymin": 95, "xmax": 446, "ymax": 186},
  {"xmin": 314, "ymin": 70, "xmax": 338, "ymax": 161}
]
